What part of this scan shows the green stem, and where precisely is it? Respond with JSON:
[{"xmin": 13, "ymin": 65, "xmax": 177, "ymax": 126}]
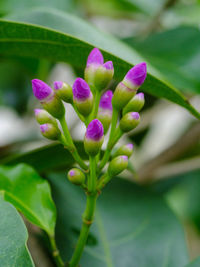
[
  {"xmin": 59, "ymin": 116, "xmax": 88, "ymax": 170},
  {"xmin": 86, "ymin": 90, "xmax": 101, "ymax": 126},
  {"xmin": 69, "ymin": 156, "xmax": 97, "ymax": 267},
  {"xmin": 99, "ymin": 108, "xmax": 118, "ymax": 170},
  {"xmin": 72, "ymin": 103, "xmax": 85, "ymax": 123},
  {"xmin": 49, "ymin": 236, "xmax": 64, "ymax": 267},
  {"xmin": 97, "ymin": 173, "xmax": 110, "ymax": 190}
]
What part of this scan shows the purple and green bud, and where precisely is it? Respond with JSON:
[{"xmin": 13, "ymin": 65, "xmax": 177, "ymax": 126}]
[
  {"xmin": 53, "ymin": 81, "xmax": 73, "ymax": 103},
  {"xmin": 67, "ymin": 168, "xmax": 85, "ymax": 185},
  {"xmin": 32, "ymin": 79, "xmax": 65, "ymax": 119},
  {"xmin": 40, "ymin": 123, "xmax": 61, "ymax": 140},
  {"xmin": 84, "ymin": 119, "xmax": 104, "ymax": 156},
  {"xmin": 97, "ymin": 90, "xmax": 113, "ymax": 134},
  {"xmin": 84, "ymin": 48, "xmax": 114, "ymax": 90},
  {"xmin": 72, "ymin": 78, "xmax": 93, "ymax": 116},
  {"xmin": 34, "ymin": 109, "xmax": 57, "ymax": 126},
  {"xmin": 112, "ymin": 144, "xmax": 134, "ymax": 158},
  {"xmin": 120, "ymin": 112, "xmax": 140, "ymax": 132},
  {"xmin": 108, "ymin": 155, "xmax": 128, "ymax": 177},
  {"xmin": 112, "ymin": 63, "xmax": 147, "ymax": 110},
  {"xmin": 123, "ymin": 92, "xmax": 145, "ymax": 115}
]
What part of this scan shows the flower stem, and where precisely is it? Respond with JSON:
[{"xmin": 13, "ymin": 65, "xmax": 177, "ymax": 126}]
[
  {"xmin": 59, "ymin": 116, "xmax": 88, "ymax": 170},
  {"xmin": 69, "ymin": 156, "xmax": 97, "ymax": 267},
  {"xmin": 49, "ymin": 235, "xmax": 64, "ymax": 267}
]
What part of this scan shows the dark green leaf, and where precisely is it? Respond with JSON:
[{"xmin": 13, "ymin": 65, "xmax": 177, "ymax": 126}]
[
  {"xmin": 48, "ymin": 173, "xmax": 189, "ymax": 267},
  {"xmin": 0, "ymin": 163, "xmax": 56, "ymax": 235},
  {"xmin": 125, "ymin": 26, "xmax": 200, "ymax": 94},
  {"xmin": 0, "ymin": 9, "xmax": 199, "ymax": 119},
  {"xmin": 0, "ymin": 195, "xmax": 34, "ymax": 267}
]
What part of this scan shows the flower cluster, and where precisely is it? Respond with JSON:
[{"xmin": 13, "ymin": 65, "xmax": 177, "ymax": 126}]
[{"xmin": 32, "ymin": 47, "xmax": 147, "ymax": 186}]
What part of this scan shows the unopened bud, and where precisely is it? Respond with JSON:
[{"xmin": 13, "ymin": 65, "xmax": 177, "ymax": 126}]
[
  {"xmin": 54, "ymin": 81, "xmax": 73, "ymax": 103},
  {"xmin": 112, "ymin": 144, "xmax": 134, "ymax": 158},
  {"xmin": 97, "ymin": 90, "xmax": 113, "ymax": 134},
  {"xmin": 72, "ymin": 78, "xmax": 93, "ymax": 116},
  {"xmin": 32, "ymin": 79, "xmax": 65, "ymax": 119},
  {"xmin": 123, "ymin": 92, "xmax": 144, "ymax": 115},
  {"xmin": 84, "ymin": 119, "xmax": 104, "ymax": 156},
  {"xmin": 34, "ymin": 109, "xmax": 57, "ymax": 126},
  {"xmin": 120, "ymin": 112, "xmax": 140, "ymax": 132},
  {"xmin": 67, "ymin": 168, "xmax": 85, "ymax": 185},
  {"xmin": 40, "ymin": 123, "xmax": 61, "ymax": 140},
  {"xmin": 108, "ymin": 155, "xmax": 128, "ymax": 177},
  {"xmin": 85, "ymin": 48, "xmax": 114, "ymax": 90}
]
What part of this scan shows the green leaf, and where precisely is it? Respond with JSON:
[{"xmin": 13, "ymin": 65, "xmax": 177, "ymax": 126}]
[
  {"xmin": 0, "ymin": 9, "xmax": 199, "ymax": 119},
  {"xmin": 0, "ymin": 163, "xmax": 56, "ymax": 235},
  {"xmin": 185, "ymin": 257, "xmax": 200, "ymax": 267},
  {"xmin": 0, "ymin": 196, "xmax": 34, "ymax": 267},
  {"xmin": 48, "ymin": 173, "xmax": 189, "ymax": 266},
  {"xmin": 1, "ymin": 142, "xmax": 86, "ymax": 172},
  {"xmin": 125, "ymin": 26, "xmax": 200, "ymax": 94}
]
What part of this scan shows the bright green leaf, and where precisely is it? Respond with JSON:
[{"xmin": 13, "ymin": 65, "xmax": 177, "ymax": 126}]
[
  {"xmin": 0, "ymin": 196, "xmax": 34, "ymax": 267},
  {"xmin": 0, "ymin": 163, "xmax": 56, "ymax": 235},
  {"xmin": 48, "ymin": 173, "xmax": 189, "ymax": 266},
  {"xmin": 0, "ymin": 9, "xmax": 199, "ymax": 119}
]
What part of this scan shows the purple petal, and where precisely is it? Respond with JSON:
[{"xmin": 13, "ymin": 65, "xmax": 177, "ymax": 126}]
[
  {"xmin": 87, "ymin": 48, "xmax": 104, "ymax": 67},
  {"xmin": 103, "ymin": 61, "xmax": 113, "ymax": 70},
  {"xmin": 40, "ymin": 124, "xmax": 49, "ymax": 133},
  {"xmin": 69, "ymin": 170, "xmax": 75, "ymax": 176},
  {"xmin": 72, "ymin": 78, "xmax": 91, "ymax": 100},
  {"xmin": 120, "ymin": 155, "xmax": 128, "ymax": 161},
  {"xmin": 125, "ymin": 62, "xmax": 147, "ymax": 87},
  {"xmin": 32, "ymin": 79, "xmax": 53, "ymax": 100},
  {"xmin": 54, "ymin": 81, "xmax": 63, "ymax": 90},
  {"xmin": 86, "ymin": 119, "xmax": 104, "ymax": 141},
  {"xmin": 126, "ymin": 143, "xmax": 134, "ymax": 150},
  {"xmin": 135, "ymin": 92, "xmax": 144, "ymax": 100},
  {"xmin": 99, "ymin": 90, "xmax": 113, "ymax": 110},
  {"xmin": 34, "ymin": 109, "xmax": 42, "ymax": 116},
  {"xmin": 131, "ymin": 112, "xmax": 140, "ymax": 120}
]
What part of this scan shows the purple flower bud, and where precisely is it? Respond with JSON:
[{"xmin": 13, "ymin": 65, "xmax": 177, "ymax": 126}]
[
  {"xmin": 108, "ymin": 155, "xmax": 128, "ymax": 177},
  {"xmin": 40, "ymin": 123, "xmax": 61, "ymax": 140},
  {"xmin": 123, "ymin": 62, "xmax": 147, "ymax": 90},
  {"xmin": 84, "ymin": 119, "xmax": 104, "ymax": 155},
  {"xmin": 54, "ymin": 81, "xmax": 63, "ymax": 90},
  {"xmin": 123, "ymin": 92, "xmax": 145, "ymax": 114},
  {"xmin": 86, "ymin": 48, "xmax": 104, "ymax": 67},
  {"xmin": 68, "ymin": 168, "xmax": 85, "ymax": 185},
  {"xmin": 32, "ymin": 79, "xmax": 53, "ymax": 101},
  {"xmin": 34, "ymin": 108, "xmax": 57, "ymax": 126},
  {"xmin": 53, "ymin": 81, "xmax": 73, "ymax": 103},
  {"xmin": 120, "ymin": 112, "xmax": 140, "ymax": 132},
  {"xmin": 112, "ymin": 143, "xmax": 134, "ymax": 158},
  {"xmin": 86, "ymin": 119, "xmax": 104, "ymax": 141},
  {"xmin": 103, "ymin": 61, "xmax": 113, "ymax": 70},
  {"xmin": 99, "ymin": 90, "xmax": 113, "ymax": 110}
]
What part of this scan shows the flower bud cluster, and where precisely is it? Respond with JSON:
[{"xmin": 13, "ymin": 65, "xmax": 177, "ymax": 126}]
[{"xmin": 31, "ymin": 47, "xmax": 147, "ymax": 189}]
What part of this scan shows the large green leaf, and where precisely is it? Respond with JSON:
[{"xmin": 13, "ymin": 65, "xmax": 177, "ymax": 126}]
[
  {"xmin": 1, "ymin": 142, "xmax": 86, "ymax": 172},
  {"xmin": 0, "ymin": 163, "xmax": 56, "ymax": 235},
  {"xmin": 125, "ymin": 26, "xmax": 200, "ymax": 94},
  {"xmin": 0, "ymin": 196, "xmax": 34, "ymax": 267},
  {"xmin": 48, "ymin": 173, "xmax": 189, "ymax": 267},
  {"xmin": 0, "ymin": 9, "xmax": 199, "ymax": 119},
  {"xmin": 185, "ymin": 257, "xmax": 200, "ymax": 267}
]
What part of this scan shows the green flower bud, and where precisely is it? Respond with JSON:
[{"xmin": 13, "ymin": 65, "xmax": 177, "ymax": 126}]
[
  {"xmin": 40, "ymin": 123, "xmax": 61, "ymax": 140},
  {"xmin": 112, "ymin": 144, "xmax": 134, "ymax": 158},
  {"xmin": 67, "ymin": 168, "xmax": 85, "ymax": 185},
  {"xmin": 120, "ymin": 112, "xmax": 140, "ymax": 132},
  {"xmin": 54, "ymin": 81, "xmax": 73, "ymax": 103},
  {"xmin": 123, "ymin": 92, "xmax": 145, "ymax": 115},
  {"xmin": 108, "ymin": 155, "xmax": 128, "ymax": 177},
  {"xmin": 34, "ymin": 109, "xmax": 57, "ymax": 126}
]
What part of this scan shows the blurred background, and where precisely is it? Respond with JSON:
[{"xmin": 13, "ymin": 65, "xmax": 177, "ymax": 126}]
[{"xmin": 0, "ymin": 0, "xmax": 200, "ymax": 262}]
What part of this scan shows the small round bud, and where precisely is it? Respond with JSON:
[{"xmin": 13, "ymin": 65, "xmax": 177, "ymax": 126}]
[
  {"xmin": 40, "ymin": 123, "xmax": 61, "ymax": 140},
  {"xmin": 112, "ymin": 144, "xmax": 134, "ymax": 158},
  {"xmin": 123, "ymin": 62, "xmax": 147, "ymax": 90},
  {"xmin": 84, "ymin": 48, "xmax": 114, "ymax": 90},
  {"xmin": 84, "ymin": 119, "xmax": 104, "ymax": 156},
  {"xmin": 123, "ymin": 93, "xmax": 145, "ymax": 115},
  {"xmin": 72, "ymin": 78, "xmax": 93, "ymax": 116},
  {"xmin": 108, "ymin": 155, "xmax": 128, "ymax": 177},
  {"xmin": 67, "ymin": 168, "xmax": 85, "ymax": 185},
  {"xmin": 34, "ymin": 109, "xmax": 57, "ymax": 126},
  {"xmin": 97, "ymin": 90, "xmax": 113, "ymax": 134},
  {"xmin": 120, "ymin": 112, "xmax": 140, "ymax": 132},
  {"xmin": 54, "ymin": 81, "xmax": 73, "ymax": 103},
  {"xmin": 32, "ymin": 79, "xmax": 65, "ymax": 119}
]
